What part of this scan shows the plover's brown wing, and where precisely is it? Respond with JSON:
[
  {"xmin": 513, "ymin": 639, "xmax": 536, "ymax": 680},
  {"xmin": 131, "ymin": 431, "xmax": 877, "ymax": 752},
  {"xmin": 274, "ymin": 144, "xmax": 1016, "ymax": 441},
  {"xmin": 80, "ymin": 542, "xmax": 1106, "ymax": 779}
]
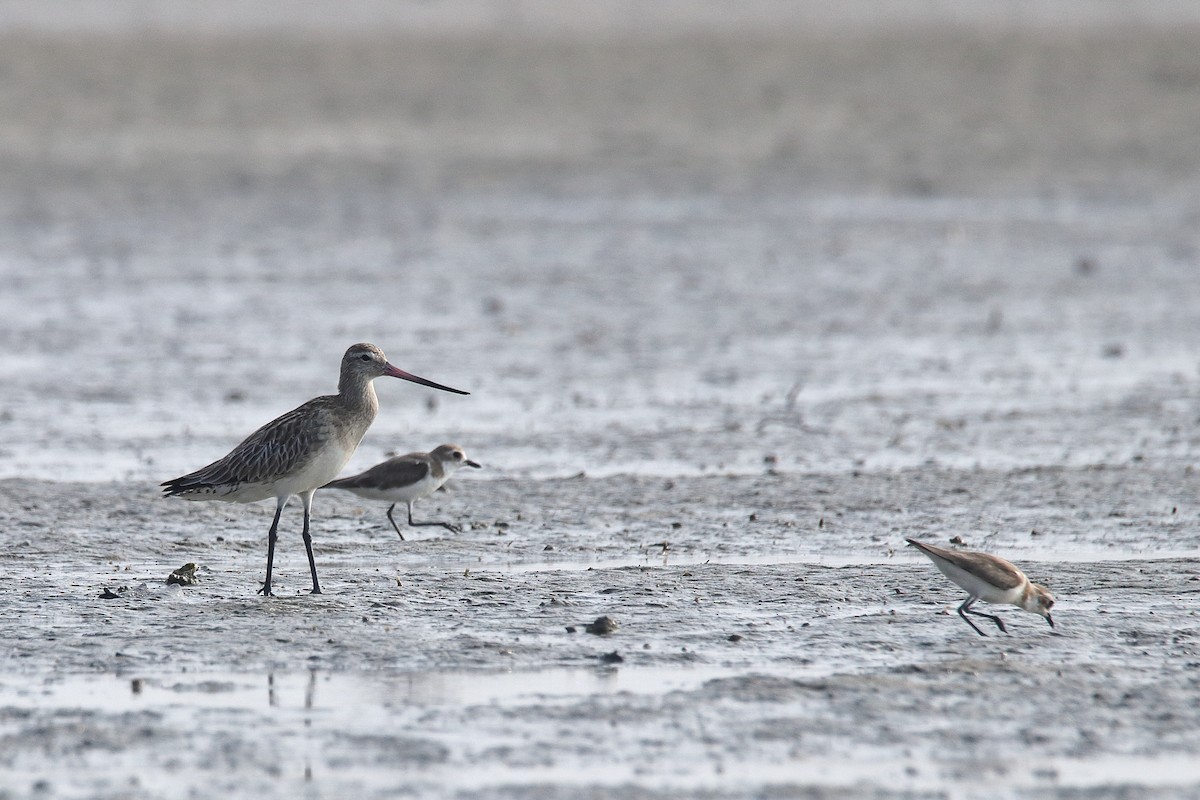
[
  {"xmin": 325, "ymin": 454, "xmax": 430, "ymax": 491},
  {"xmin": 906, "ymin": 538, "xmax": 1025, "ymax": 590},
  {"xmin": 162, "ymin": 402, "xmax": 330, "ymax": 496}
]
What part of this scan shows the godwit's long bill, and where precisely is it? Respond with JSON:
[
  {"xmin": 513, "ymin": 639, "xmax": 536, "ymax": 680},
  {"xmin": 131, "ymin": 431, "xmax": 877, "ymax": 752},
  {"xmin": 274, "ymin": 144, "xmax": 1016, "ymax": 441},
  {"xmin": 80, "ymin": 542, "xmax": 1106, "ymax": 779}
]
[
  {"xmin": 906, "ymin": 538, "xmax": 1055, "ymax": 636},
  {"xmin": 323, "ymin": 443, "xmax": 481, "ymax": 538},
  {"xmin": 162, "ymin": 343, "xmax": 469, "ymax": 596}
]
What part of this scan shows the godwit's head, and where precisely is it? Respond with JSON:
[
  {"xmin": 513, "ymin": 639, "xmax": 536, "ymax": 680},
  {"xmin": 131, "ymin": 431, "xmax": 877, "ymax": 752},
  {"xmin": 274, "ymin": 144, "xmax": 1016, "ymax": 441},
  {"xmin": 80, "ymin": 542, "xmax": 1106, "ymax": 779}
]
[
  {"xmin": 430, "ymin": 443, "xmax": 482, "ymax": 472},
  {"xmin": 342, "ymin": 343, "xmax": 470, "ymax": 395}
]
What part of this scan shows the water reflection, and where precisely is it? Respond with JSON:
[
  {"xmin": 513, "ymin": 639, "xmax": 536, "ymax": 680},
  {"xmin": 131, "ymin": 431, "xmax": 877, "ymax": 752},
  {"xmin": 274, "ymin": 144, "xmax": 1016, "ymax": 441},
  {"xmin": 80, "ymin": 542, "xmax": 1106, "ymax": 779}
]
[{"xmin": 10, "ymin": 663, "xmax": 740, "ymax": 714}]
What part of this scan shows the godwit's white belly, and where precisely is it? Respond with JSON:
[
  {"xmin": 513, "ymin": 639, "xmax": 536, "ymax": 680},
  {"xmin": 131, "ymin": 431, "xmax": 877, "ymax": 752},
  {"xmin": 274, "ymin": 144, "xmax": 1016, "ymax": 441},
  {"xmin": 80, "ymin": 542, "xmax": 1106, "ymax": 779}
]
[{"xmin": 209, "ymin": 439, "xmax": 357, "ymax": 505}]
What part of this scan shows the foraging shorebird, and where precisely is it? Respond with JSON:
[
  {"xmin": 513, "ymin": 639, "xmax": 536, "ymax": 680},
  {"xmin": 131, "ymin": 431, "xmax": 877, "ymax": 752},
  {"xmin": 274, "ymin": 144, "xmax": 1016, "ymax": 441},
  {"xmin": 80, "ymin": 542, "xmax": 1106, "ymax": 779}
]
[
  {"xmin": 906, "ymin": 538, "xmax": 1055, "ymax": 636},
  {"xmin": 161, "ymin": 343, "xmax": 469, "ymax": 596},
  {"xmin": 323, "ymin": 444, "xmax": 481, "ymax": 538}
]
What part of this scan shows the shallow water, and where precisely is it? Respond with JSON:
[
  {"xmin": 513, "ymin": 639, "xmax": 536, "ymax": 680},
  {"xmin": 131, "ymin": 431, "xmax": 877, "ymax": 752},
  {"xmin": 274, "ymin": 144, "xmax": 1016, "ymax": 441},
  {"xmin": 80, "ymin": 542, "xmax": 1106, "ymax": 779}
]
[{"xmin": 6, "ymin": 661, "xmax": 1200, "ymax": 798}]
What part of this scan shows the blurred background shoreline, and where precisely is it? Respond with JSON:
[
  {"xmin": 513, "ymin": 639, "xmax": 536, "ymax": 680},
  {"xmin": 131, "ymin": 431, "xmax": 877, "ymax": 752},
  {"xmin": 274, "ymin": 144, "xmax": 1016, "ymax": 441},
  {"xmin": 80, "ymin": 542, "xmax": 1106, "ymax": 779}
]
[{"xmin": 1, "ymin": 1, "xmax": 1197, "ymax": 483}]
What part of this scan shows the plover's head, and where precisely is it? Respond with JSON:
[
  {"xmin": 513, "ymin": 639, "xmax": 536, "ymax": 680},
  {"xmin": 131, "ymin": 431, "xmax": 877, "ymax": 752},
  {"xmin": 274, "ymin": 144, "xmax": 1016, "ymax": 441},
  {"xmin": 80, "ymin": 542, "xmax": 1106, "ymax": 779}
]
[
  {"xmin": 1022, "ymin": 583, "xmax": 1055, "ymax": 628},
  {"xmin": 341, "ymin": 343, "xmax": 469, "ymax": 395},
  {"xmin": 431, "ymin": 443, "xmax": 482, "ymax": 471}
]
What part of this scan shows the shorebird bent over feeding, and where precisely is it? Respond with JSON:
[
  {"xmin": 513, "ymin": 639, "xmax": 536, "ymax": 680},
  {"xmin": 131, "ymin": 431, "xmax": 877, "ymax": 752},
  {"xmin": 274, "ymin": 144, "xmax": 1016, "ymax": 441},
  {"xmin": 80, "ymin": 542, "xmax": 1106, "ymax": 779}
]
[
  {"xmin": 323, "ymin": 444, "xmax": 481, "ymax": 538},
  {"xmin": 906, "ymin": 538, "xmax": 1055, "ymax": 636},
  {"xmin": 162, "ymin": 343, "xmax": 469, "ymax": 596}
]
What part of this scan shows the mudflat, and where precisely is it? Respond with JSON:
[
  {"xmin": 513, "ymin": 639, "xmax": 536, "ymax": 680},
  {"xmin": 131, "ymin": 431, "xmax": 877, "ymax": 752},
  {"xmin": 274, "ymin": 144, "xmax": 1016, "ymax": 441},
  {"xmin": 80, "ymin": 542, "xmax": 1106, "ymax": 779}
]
[{"xmin": 1, "ymin": 4, "xmax": 1199, "ymax": 798}]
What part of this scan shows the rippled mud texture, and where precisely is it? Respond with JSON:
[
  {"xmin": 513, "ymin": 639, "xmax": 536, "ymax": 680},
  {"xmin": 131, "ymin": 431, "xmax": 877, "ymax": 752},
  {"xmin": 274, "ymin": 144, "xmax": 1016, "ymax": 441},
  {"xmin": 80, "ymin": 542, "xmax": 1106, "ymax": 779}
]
[{"xmin": 2, "ymin": 2, "xmax": 1200, "ymax": 798}]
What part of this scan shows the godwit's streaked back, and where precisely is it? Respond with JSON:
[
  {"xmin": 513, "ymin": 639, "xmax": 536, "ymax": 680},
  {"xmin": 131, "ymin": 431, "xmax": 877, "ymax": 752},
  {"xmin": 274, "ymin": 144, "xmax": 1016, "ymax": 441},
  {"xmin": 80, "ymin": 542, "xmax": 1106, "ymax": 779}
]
[
  {"xmin": 323, "ymin": 443, "xmax": 481, "ymax": 538},
  {"xmin": 162, "ymin": 343, "xmax": 469, "ymax": 596},
  {"xmin": 906, "ymin": 538, "xmax": 1055, "ymax": 636}
]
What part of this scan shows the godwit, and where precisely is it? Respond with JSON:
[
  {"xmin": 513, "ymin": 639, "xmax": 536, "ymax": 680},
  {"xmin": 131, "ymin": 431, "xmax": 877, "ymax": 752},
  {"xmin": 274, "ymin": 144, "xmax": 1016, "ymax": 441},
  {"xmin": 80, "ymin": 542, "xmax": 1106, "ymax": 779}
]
[
  {"xmin": 906, "ymin": 538, "xmax": 1055, "ymax": 636},
  {"xmin": 323, "ymin": 443, "xmax": 480, "ymax": 538},
  {"xmin": 162, "ymin": 343, "xmax": 468, "ymax": 596}
]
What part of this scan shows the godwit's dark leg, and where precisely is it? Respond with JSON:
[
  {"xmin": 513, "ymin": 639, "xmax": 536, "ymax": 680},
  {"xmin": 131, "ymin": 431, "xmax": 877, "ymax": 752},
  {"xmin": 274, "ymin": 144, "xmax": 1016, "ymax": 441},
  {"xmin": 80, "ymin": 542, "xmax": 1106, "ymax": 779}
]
[
  {"xmin": 407, "ymin": 500, "xmax": 462, "ymax": 534},
  {"xmin": 956, "ymin": 597, "xmax": 989, "ymax": 637},
  {"xmin": 300, "ymin": 491, "xmax": 322, "ymax": 594},
  {"xmin": 386, "ymin": 503, "xmax": 406, "ymax": 541},
  {"xmin": 258, "ymin": 501, "xmax": 285, "ymax": 597}
]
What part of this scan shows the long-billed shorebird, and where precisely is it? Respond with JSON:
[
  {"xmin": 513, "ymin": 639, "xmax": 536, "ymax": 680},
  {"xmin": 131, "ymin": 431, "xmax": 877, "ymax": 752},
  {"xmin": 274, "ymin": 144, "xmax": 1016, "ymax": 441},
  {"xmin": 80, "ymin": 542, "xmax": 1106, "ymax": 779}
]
[
  {"xmin": 161, "ymin": 343, "xmax": 469, "ymax": 596},
  {"xmin": 323, "ymin": 444, "xmax": 481, "ymax": 538},
  {"xmin": 906, "ymin": 538, "xmax": 1055, "ymax": 636}
]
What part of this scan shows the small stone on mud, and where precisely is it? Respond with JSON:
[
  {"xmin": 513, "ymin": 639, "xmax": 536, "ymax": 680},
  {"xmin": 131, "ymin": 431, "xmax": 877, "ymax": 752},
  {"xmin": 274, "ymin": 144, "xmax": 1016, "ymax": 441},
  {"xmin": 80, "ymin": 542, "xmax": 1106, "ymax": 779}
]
[
  {"xmin": 749, "ymin": 513, "xmax": 758, "ymax": 522},
  {"xmin": 585, "ymin": 616, "xmax": 619, "ymax": 635},
  {"xmin": 728, "ymin": 634, "xmax": 743, "ymax": 642},
  {"xmin": 949, "ymin": 535, "xmax": 965, "ymax": 545},
  {"xmin": 167, "ymin": 563, "xmax": 199, "ymax": 586},
  {"xmin": 99, "ymin": 587, "xmax": 126, "ymax": 599},
  {"xmin": 543, "ymin": 544, "xmax": 554, "ymax": 551},
  {"xmin": 599, "ymin": 651, "xmax": 624, "ymax": 664},
  {"xmin": 565, "ymin": 626, "xmax": 576, "ymax": 633}
]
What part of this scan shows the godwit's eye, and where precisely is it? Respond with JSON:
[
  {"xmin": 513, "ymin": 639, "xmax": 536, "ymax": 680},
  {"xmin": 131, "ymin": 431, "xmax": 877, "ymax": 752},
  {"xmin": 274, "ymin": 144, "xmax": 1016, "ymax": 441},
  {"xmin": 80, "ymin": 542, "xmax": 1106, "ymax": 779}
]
[{"xmin": 359, "ymin": 354, "xmax": 371, "ymax": 362}]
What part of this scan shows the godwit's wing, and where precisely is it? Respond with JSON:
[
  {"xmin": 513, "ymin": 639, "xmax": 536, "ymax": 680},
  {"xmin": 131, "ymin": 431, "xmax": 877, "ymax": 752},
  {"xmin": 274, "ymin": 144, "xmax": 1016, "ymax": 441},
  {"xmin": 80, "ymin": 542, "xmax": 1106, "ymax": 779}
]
[{"xmin": 162, "ymin": 400, "xmax": 337, "ymax": 499}]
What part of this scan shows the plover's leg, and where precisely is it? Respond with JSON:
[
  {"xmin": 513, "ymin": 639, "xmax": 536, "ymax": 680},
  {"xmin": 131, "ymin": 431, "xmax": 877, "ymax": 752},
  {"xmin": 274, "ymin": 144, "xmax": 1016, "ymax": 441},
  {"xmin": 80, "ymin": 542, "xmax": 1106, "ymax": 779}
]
[
  {"xmin": 300, "ymin": 490, "xmax": 322, "ymax": 595},
  {"xmin": 962, "ymin": 597, "xmax": 1007, "ymax": 633},
  {"xmin": 407, "ymin": 501, "xmax": 463, "ymax": 534},
  {"xmin": 386, "ymin": 503, "xmax": 407, "ymax": 541},
  {"xmin": 258, "ymin": 502, "xmax": 285, "ymax": 597},
  {"xmin": 956, "ymin": 597, "xmax": 990, "ymax": 637}
]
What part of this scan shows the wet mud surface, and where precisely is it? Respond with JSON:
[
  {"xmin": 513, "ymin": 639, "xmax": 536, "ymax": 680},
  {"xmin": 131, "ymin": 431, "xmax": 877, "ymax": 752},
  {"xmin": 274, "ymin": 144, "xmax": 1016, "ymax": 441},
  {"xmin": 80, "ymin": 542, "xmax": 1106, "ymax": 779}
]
[
  {"xmin": 2, "ymin": 3, "xmax": 1200, "ymax": 798},
  {"xmin": 3, "ymin": 468, "xmax": 1200, "ymax": 798}
]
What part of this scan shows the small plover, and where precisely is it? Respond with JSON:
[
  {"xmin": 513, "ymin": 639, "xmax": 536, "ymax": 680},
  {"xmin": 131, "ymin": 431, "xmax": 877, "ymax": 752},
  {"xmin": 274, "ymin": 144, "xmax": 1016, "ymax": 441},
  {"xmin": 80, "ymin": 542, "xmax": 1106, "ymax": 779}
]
[
  {"xmin": 906, "ymin": 538, "xmax": 1055, "ymax": 636},
  {"xmin": 322, "ymin": 444, "xmax": 481, "ymax": 538}
]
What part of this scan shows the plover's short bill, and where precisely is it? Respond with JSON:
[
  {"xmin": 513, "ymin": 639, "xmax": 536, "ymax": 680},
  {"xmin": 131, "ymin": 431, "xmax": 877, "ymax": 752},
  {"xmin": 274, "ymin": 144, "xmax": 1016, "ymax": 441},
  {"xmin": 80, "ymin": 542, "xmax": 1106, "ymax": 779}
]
[
  {"xmin": 322, "ymin": 444, "xmax": 481, "ymax": 538},
  {"xmin": 906, "ymin": 538, "xmax": 1055, "ymax": 636}
]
